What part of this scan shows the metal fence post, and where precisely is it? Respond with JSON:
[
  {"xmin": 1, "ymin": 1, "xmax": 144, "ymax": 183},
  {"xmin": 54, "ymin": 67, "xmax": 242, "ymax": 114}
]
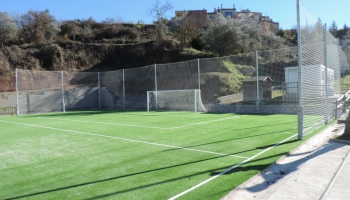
[
  {"xmin": 61, "ymin": 71, "xmax": 65, "ymax": 112},
  {"xmin": 324, "ymin": 23, "xmax": 329, "ymax": 124},
  {"xmin": 297, "ymin": 0, "xmax": 303, "ymax": 140},
  {"xmin": 154, "ymin": 64, "xmax": 158, "ymax": 111},
  {"xmin": 256, "ymin": 51, "xmax": 260, "ymax": 113},
  {"xmin": 198, "ymin": 58, "xmax": 201, "ymax": 91},
  {"xmin": 98, "ymin": 72, "xmax": 101, "ymax": 109},
  {"xmin": 15, "ymin": 68, "xmax": 19, "ymax": 116},
  {"xmin": 123, "ymin": 69, "xmax": 125, "ymax": 110}
]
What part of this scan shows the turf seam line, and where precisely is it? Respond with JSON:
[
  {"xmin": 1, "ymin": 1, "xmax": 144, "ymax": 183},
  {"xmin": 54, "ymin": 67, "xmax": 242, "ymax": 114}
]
[
  {"xmin": 168, "ymin": 133, "xmax": 298, "ymax": 200},
  {"xmin": 37, "ymin": 115, "xmax": 244, "ymax": 130},
  {"xmin": 0, "ymin": 119, "xmax": 248, "ymax": 159}
]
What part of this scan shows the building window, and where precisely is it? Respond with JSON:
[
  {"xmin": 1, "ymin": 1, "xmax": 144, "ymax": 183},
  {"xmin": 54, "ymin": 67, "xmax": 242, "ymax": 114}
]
[
  {"xmin": 224, "ymin": 12, "xmax": 233, "ymax": 18},
  {"xmin": 197, "ymin": 12, "xmax": 201, "ymax": 16},
  {"xmin": 196, "ymin": 20, "xmax": 201, "ymax": 24}
]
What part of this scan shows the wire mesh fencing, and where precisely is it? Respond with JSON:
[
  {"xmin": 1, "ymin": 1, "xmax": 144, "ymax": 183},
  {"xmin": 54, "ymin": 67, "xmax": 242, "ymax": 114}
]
[{"xmin": 297, "ymin": 0, "xmax": 342, "ymax": 136}]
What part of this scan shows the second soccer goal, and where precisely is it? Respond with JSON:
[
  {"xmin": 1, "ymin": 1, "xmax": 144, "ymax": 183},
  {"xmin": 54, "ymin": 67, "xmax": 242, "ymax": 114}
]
[{"xmin": 147, "ymin": 89, "xmax": 207, "ymax": 112}]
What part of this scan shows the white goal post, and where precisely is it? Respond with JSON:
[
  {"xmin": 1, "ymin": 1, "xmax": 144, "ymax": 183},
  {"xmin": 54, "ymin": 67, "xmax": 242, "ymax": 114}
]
[{"xmin": 147, "ymin": 89, "xmax": 207, "ymax": 112}]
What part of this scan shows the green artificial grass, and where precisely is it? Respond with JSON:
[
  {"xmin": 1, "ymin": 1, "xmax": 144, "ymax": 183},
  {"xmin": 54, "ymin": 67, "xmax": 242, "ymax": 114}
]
[{"xmin": 0, "ymin": 111, "xmax": 325, "ymax": 199}]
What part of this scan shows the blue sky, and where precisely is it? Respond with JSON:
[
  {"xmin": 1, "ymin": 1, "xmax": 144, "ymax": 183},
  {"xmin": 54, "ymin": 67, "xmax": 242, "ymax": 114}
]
[{"xmin": 1, "ymin": 0, "xmax": 349, "ymax": 29}]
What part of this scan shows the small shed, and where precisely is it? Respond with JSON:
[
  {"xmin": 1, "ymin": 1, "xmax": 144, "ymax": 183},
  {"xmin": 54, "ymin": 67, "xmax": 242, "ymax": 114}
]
[
  {"xmin": 285, "ymin": 65, "xmax": 334, "ymax": 96},
  {"xmin": 242, "ymin": 76, "xmax": 273, "ymax": 102}
]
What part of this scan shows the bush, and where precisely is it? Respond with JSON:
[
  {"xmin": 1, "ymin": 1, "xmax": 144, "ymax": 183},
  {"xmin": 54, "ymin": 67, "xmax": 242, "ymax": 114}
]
[{"xmin": 41, "ymin": 44, "xmax": 64, "ymax": 70}]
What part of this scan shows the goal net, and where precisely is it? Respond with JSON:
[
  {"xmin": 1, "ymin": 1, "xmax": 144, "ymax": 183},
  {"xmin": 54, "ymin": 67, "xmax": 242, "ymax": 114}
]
[{"xmin": 147, "ymin": 89, "xmax": 207, "ymax": 112}]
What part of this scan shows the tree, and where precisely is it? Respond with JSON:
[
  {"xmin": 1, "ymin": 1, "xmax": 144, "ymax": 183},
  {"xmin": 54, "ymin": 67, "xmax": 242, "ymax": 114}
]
[
  {"xmin": 329, "ymin": 20, "xmax": 338, "ymax": 37},
  {"xmin": 147, "ymin": 0, "xmax": 173, "ymax": 43},
  {"xmin": 0, "ymin": 12, "xmax": 18, "ymax": 47},
  {"xmin": 147, "ymin": 0, "xmax": 173, "ymax": 22},
  {"xmin": 60, "ymin": 20, "xmax": 81, "ymax": 40},
  {"xmin": 176, "ymin": 17, "xmax": 201, "ymax": 47},
  {"xmin": 81, "ymin": 24, "xmax": 94, "ymax": 43},
  {"xmin": 18, "ymin": 10, "xmax": 60, "ymax": 44}
]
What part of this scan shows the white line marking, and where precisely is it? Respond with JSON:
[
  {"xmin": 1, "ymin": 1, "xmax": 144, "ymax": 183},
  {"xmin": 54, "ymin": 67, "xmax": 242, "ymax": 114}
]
[
  {"xmin": 168, "ymin": 133, "xmax": 298, "ymax": 200},
  {"xmin": 38, "ymin": 115, "xmax": 244, "ymax": 130},
  {"xmin": 166, "ymin": 116, "xmax": 245, "ymax": 130},
  {"xmin": 38, "ymin": 117, "xmax": 169, "ymax": 130},
  {"xmin": 0, "ymin": 120, "xmax": 248, "ymax": 159}
]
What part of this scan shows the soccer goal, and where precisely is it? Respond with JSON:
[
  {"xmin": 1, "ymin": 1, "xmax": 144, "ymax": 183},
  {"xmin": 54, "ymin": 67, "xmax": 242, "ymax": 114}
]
[{"xmin": 147, "ymin": 89, "xmax": 207, "ymax": 112}]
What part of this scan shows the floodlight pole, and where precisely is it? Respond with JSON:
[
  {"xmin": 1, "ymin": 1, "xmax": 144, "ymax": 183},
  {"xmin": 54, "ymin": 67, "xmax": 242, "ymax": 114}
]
[
  {"xmin": 324, "ymin": 23, "xmax": 329, "ymax": 124},
  {"xmin": 256, "ymin": 51, "xmax": 260, "ymax": 113},
  {"xmin": 61, "ymin": 71, "xmax": 66, "ymax": 112},
  {"xmin": 15, "ymin": 68, "xmax": 19, "ymax": 116},
  {"xmin": 297, "ymin": 0, "xmax": 303, "ymax": 140}
]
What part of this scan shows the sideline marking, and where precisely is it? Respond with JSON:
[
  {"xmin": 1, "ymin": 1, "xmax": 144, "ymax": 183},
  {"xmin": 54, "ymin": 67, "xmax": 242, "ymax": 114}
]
[
  {"xmin": 168, "ymin": 133, "xmax": 298, "ymax": 200},
  {"xmin": 38, "ymin": 115, "xmax": 244, "ymax": 130},
  {"xmin": 0, "ymin": 120, "xmax": 248, "ymax": 159}
]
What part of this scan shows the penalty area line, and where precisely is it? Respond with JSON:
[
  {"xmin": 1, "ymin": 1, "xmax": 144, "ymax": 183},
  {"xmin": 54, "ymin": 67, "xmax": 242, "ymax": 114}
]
[
  {"xmin": 0, "ymin": 119, "xmax": 248, "ymax": 159},
  {"xmin": 38, "ymin": 117, "xmax": 169, "ymax": 130},
  {"xmin": 38, "ymin": 115, "xmax": 245, "ymax": 130},
  {"xmin": 168, "ymin": 133, "xmax": 298, "ymax": 200}
]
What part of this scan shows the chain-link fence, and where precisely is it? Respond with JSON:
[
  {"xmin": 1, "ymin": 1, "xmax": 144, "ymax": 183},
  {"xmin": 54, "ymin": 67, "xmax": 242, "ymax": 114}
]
[
  {"xmin": 5, "ymin": 46, "xmax": 306, "ymax": 115},
  {"xmin": 0, "ymin": 1, "xmax": 343, "ymax": 139},
  {"xmin": 297, "ymin": 0, "xmax": 342, "ymax": 137}
]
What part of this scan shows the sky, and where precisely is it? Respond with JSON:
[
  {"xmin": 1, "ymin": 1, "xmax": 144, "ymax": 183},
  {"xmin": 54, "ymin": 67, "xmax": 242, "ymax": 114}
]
[{"xmin": 1, "ymin": 0, "xmax": 350, "ymax": 30}]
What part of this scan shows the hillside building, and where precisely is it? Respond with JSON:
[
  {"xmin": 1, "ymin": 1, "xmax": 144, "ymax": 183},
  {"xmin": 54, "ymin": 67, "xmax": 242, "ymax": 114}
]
[{"xmin": 172, "ymin": 4, "xmax": 279, "ymax": 36}]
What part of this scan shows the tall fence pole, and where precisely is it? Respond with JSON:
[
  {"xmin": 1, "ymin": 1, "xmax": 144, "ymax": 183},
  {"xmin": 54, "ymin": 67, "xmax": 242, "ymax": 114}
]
[
  {"xmin": 256, "ymin": 51, "xmax": 260, "ymax": 113},
  {"xmin": 297, "ymin": 0, "xmax": 303, "ymax": 140},
  {"xmin": 15, "ymin": 68, "xmax": 19, "ymax": 116},
  {"xmin": 61, "ymin": 71, "xmax": 65, "ymax": 112},
  {"xmin": 98, "ymin": 72, "xmax": 101, "ymax": 109},
  {"xmin": 155, "ymin": 64, "xmax": 158, "ymax": 111},
  {"xmin": 324, "ymin": 23, "xmax": 329, "ymax": 124},
  {"xmin": 123, "ymin": 69, "xmax": 125, "ymax": 110},
  {"xmin": 198, "ymin": 58, "xmax": 201, "ymax": 91}
]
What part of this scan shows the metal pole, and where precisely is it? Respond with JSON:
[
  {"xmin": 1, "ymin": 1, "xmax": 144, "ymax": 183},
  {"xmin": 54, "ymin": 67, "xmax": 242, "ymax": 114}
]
[
  {"xmin": 147, "ymin": 92, "xmax": 149, "ymax": 112},
  {"xmin": 155, "ymin": 64, "xmax": 158, "ymax": 111},
  {"xmin": 98, "ymin": 72, "xmax": 101, "ymax": 109},
  {"xmin": 198, "ymin": 58, "xmax": 201, "ymax": 91},
  {"xmin": 256, "ymin": 51, "xmax": 260, "ymax": 113},
  {"xmin": 297, "ymin": 0, "xmax": 303, "ymax": 140},
  {"xmin": 123, "ymin": 69, "xmax": 125, "ymax": 110},
  {"xmin": 15, "ymin": 68, "xmax": 19, "ymax": 116},
  {"xmin": 194, "ymin": 90, "xmax": 197, "ymax": 112},
  {"xmin": 324, "ymin": 23, "xmax": 328, "ymax": 124},
  {"xmin": 61, "ymin": 71, "xmax": 65, "ymax": 112}
]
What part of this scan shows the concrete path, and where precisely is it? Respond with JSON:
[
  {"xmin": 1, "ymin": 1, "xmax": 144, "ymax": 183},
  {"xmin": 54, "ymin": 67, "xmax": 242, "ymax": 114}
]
[{"xmin": 222, "ymin": 122, "xmax": 350, "ymax": 200}]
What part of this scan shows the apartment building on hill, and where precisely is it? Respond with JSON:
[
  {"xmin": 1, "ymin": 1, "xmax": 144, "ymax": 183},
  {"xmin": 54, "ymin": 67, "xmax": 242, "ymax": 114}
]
[{"xmin": 172, "ymin": 4, "xmax": 279, "ymax": 36}]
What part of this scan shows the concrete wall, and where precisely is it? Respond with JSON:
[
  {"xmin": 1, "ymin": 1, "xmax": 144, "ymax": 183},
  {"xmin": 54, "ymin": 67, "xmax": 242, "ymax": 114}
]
[
  {"xmin": 0, "ymin": 87, "xmax": 114, "ymax": 114},
  {"xmin": 205, "ymin": 103, "xmax": 297, "ymax": 114}
]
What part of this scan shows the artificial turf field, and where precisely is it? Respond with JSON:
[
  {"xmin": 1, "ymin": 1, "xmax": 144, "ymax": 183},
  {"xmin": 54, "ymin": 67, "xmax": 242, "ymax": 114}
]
[{"xmin": 0, "ymin": 110, "xmax": 325, "ymax": 199}]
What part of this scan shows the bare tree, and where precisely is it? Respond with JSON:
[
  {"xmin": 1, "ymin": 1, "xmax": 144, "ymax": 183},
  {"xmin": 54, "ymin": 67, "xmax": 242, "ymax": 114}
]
[
  {"xmin": 0, "ymin": 12, "xmax": 18, "ymax": 47},
  {"xmin": 147, "ymin": 0, "xmax": 173, "ymax": 23}
]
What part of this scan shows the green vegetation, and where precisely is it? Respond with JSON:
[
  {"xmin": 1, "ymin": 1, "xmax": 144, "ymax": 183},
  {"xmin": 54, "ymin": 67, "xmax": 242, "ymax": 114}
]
[{"xmin": 0, "ymin": 111, "xmax": 325, "ymax": 199}]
